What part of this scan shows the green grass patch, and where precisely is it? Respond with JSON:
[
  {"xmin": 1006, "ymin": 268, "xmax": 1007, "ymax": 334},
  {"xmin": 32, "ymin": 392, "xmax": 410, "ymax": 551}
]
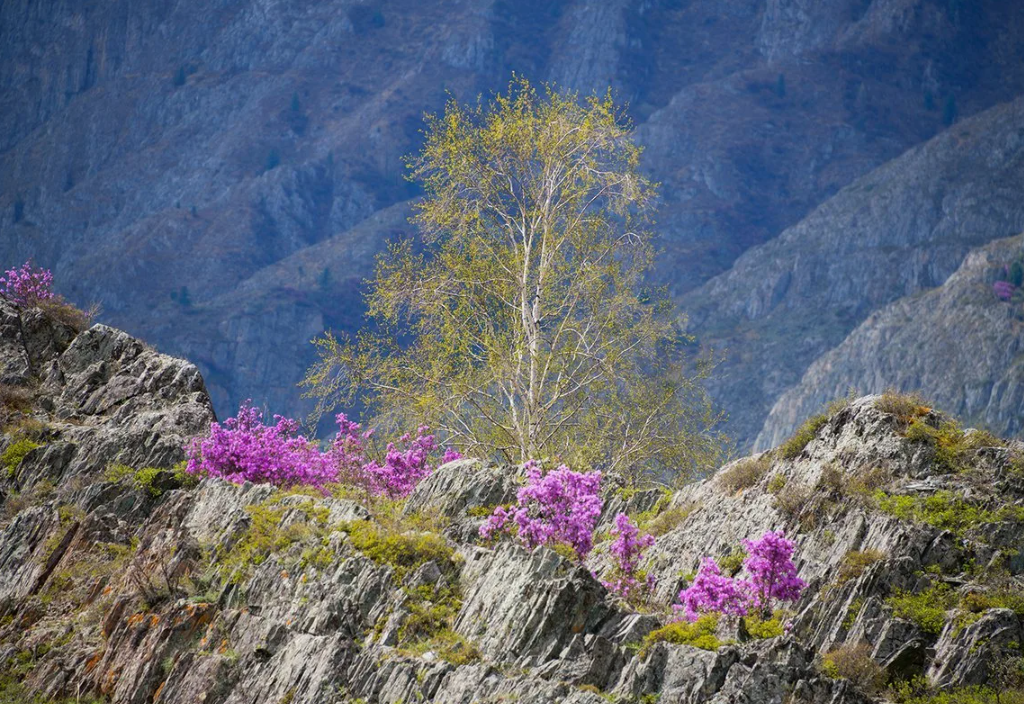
[
  {"xmin": 640, "ymin": 614, "xmax": 724, "ymax": 655},
  {"xmin": 903, "ymin": 418, "xmax": 1002, "ymax": 474},
  {"xmin": 219, "ymin": 499, "xmax": 331, "ymax": 583},
  {"xmin": 340, "ymin": 519, "xmax": 454, "ymax": 580},
  {"xmin": 719, "ymin": 454, "xmax": 771, "ymax": 491},
  {"xmin": 743, "ymin": 613, "xmax": 784, "ymax": 640},
  {"xmin": 874, "ymin": 491, "xmax": 1024, "ymax": 537},
  {"xmin": 835, "ymin": 549, "xmax": 885, "ymax": 587},
  {"xmin": 886, "ymin": 582, "xmax": 957, "ymax": 635},
  {"xmin": 2, "ymin": 437, "xmax": 41, "ymax": 478}
]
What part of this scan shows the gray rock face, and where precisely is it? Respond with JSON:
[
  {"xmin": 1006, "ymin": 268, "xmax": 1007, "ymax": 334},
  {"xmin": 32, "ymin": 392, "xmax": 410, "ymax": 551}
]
[{"xmin": 1, "ymin": 311, "xmax": 1022, "ymax": 703}]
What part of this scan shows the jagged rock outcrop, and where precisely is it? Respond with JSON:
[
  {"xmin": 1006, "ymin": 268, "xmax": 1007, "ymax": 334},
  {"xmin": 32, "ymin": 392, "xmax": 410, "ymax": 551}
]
[{"xmin": 1, "ymin": 307, "xmax": 1022, "ymax": 702}]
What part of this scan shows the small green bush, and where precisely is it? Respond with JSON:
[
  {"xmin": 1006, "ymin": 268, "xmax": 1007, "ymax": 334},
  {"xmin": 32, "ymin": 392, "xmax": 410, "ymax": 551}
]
[
  {"xmin": 219, "ymin": 499, "xmax": 331, "ymax": 582},
  {"xmin": 903, "ymin": 418, "xmax": 1002, "ymax": 474},
  {"xmin": 821, "ymin": 643, "xmax": 887, "ymax": 695},
  {"xmin": 875, "ymin": 490, "xmax": 1024, "ymax": 537},
  {"xmin": 767, "ymin": 473, "xmax": 788, "ymax": 494},
  {"xmin": 718, "ymin": 547, "xmax": 747, "ymax": 577},
  {"xmin": 886, "ymin": 583, "xmax": 956, "ymax": 635},
  {"xmin": 719, "ymin": 454, "xmax": 771, "ymax": 491},
  {"xmin": 104, "ymin": 463, "xmax": 172, "ymax": 496},
  {"xmin": 835, "ymin": 549, "xmax": 885, "ymax": 586},
  {"xmin": 640, "ymin": 614, "xmax": 723, "ymax": 655},
  {"xmin": 341, "ymin": 519, "xmax": 454, "ymax": 580},
  {"xmin": 2, "ymin": 437, "xmax": 41, "ymax": 478},
  {"xmin": 401, "ymin": 628, "xmax": 481, "ymax": 666},
  {"xmin": 743, "ymin": 613, "xmax": 784, "ymax": 640}
]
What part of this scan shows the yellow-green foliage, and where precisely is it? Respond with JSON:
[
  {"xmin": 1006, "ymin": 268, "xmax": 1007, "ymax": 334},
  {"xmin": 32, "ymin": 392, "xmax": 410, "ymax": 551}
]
[
  {"xmin": 886, "ymin": 582, "xmax": 956, "ymax": 635},
  {"xmin": 954, "ymin": 587, "xmax": 1024, "ymax": 632},
  {"xmin": 644, "ymin": 504, "xmax": 696, "ymax": 537},
  {"xmin": 767, "ymin": 473, "xmax": 788, "ymax": 494},
  {"xmin": 719, "ymin": 453, "xmax": 771, "ymax": 491},
  {"xmin": 341, "ymin": 519, "xmax": 454, "ymax": 580},
  {"xmin": 903, "ymin": 418, "xmax": 1002, "ymax": 474},
  {"xmin": 398, "ymin": 583, "xmax": 463, "ymax": 645},
  {"xmin": 641, "ymin": 614, "xmax": 723, "ymax": 655},
  {"xmin": 2, "ymin": 437, "xmax": 41, "ymax": 477},
  {"xmin": 220, "ymin": 499, "xmax": 331, "ymax": 582},
  {"xmin": 835, "ymin": 549, "xmax": 885, "ymax": 586},
  {"xmin": 302, "ymin": 76, "xmax": 723, "ymax": 486},
  {"xmin": 744, "ymin": 613, "xmax": 784, "ymax": 640},
  {"xmin": 105, "ymin": 463, "xmax": 172, "ymax": 496},
  {"xmin": 634, "ymin": 490, "xmax": 696, "ymax": 536},
  {"xmin": 874, "ymin": 490, "xmax": 1024, "ymax": 537},
  {"xmin": 821, "ymin": 643, "xmax": 887, "ymax": 695},
  {"xmin": 718, "ymin": 547, "xmax": 746, "ymax": 577},
  {"xmin": 892, "ymin": 686, "xmax": 1024, "ymax": 704},
  {"xmin": 401, "ymin": 628, "xmax": 481, "ymax": 666},
  {"xmin": 779, "ymin": 397, "xmax": 852, "ymax": 460},
  {"xmin": 875, "ymin": 390, "xmax": 930, "ymax": 429}
]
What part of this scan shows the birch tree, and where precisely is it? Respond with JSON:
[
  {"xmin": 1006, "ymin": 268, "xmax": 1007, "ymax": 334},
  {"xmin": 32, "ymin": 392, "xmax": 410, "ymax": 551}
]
[{"xmin": 303, "ymin": 78, "xmax": 723, "ymax": 483}]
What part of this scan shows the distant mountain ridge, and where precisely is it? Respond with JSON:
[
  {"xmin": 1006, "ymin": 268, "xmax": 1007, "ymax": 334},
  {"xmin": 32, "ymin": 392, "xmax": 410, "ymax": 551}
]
[{"xmin": 3, "ymin": 0, "xmax": 1024, "ymax": 436}]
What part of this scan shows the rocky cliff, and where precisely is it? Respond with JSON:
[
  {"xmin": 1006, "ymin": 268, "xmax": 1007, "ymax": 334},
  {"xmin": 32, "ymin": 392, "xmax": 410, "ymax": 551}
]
[
  {"xmin": 4, "ymin": 0, "xmax": 1024, "ymax": 425},
  {"xmin": 2, "ymin": 304, "xmax": 1022, "ymax": 703}
]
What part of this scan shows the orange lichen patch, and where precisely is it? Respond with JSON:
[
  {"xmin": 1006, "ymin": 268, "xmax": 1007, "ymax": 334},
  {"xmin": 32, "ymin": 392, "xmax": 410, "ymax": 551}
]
[
  {"xmin": 149, "ymin": 614, "xmax": 160, "ymax": 627},
  {"xmin": 218, "ymin": 639, "xmax": 229, "ymax": 653},
  {"xmin": 84, "ymin": 652, "xmax": 102, "ymax": 673},
  {"xmin": 280, "ymin": 570, "xmax": 289, "ymax": 580},
  {"xmin": 102, "ymin": 585, "xmax": 113, "ymax": 595},
  {"xmin": 101, "ymin": 665, "xmax": 123, "ymax": 695},
  {"xmin": 153, "ymin": 680, "xmax": 167, "ymax": 702},
  {"xmin": 127, "ymin": 612, "xmax": 147, "ymax": 627}
]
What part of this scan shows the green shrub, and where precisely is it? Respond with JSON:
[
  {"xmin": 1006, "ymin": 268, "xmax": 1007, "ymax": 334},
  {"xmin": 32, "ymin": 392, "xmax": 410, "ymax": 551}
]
[
  {"xmin": 891, "ymin": 685, "xmax": 1024, "ymax": 704},
  {"xmin": 718, "ymin": 547, "xmax": 747, "ymax": 577},
  {"xmin": 719, "ymin": 454, "xmax": 771, "ymax": 491},
  {"xmin": 767, "ymin": 473, "xmax": 788, "ymax": 494},
  {"xmin": 219, "ymin": 499, "xmax": 331, "ymax": 582},
  {"xmin": 104, "ymin": 463, "xmax": 172, "ymax": 496},
  {"xmin": 821, "ymin": 643, "xmax": 887, "ymax": 695},
  {"xmin": 341, "ymin": 519, "xmax": 454, "ymax": 580},
  {"xmin": 641, "ymin": 614, "xmax": 723, "ymax": 655},
  {"xmin": 2, "ymin": 437, "xmax": 41, "ymax": 478},
  {"xmin": 903, "ymin": 418, "xmax": 1002, "ymax": 474},
  {"xmin": 743, "ymin": 613, "xmax": 784, "ymax": 640},
  {"xmin": 835, "ymin": 549, "xmax": 885, "ymax": 586},
  {"xmin": 402, "ymin": 628, "xmax": 481, "ymax": 666},
  {"xmin": 886, "ymin": 583, "xmax": 956, "ymax": 635}
]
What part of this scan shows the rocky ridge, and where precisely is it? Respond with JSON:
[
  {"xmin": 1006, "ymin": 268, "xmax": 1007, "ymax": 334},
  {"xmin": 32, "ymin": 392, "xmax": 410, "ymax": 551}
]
[{"xmin": 1, "ymin": 305, "xmax": 1023, "ymax": 703}]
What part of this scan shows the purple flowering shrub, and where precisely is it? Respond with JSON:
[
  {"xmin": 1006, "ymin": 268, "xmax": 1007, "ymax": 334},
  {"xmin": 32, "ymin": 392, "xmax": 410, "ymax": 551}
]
[
  {"xmin": 601, "ymin": 513, "xmax": 656, "ymax": 603},
  {"xmin": 676, "ymin": 530, "xmax": 805, "ymax": 622},
  {"xmin": 0, "ymin": 262, "xmax": 54, "ymax": 306},
  {"xmin": 185, "ymin": 402, "xmax": 448, "ymax": 497},
  {"xmin": 480, "ymin": 462, "xmax": 603, "ymax": 560},
  {"xmin": 442, "ymin": 447, "xmax": 463, "ymax": 463}
]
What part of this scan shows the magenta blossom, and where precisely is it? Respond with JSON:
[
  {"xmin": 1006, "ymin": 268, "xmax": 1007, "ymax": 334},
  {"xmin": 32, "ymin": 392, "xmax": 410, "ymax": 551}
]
[
  {"xmin": 1, "ymin": 262, "xmax": 54, "ymax": 306},
  {"xmin": 741, "ymin": 530, "xmax": 806, "ymax": 613},
  {"xmin": 442, "ymin": 447, "xmax": 463, "ymax": 463},
  {"xmin": 994, "ymin": 280, "xmax": 1016, "ymax": 301},
  {"xmin": 362, "ymin": 425, "xmax": 436, "ymax": 498},
  {"xmin": 602, "ymin": 513, "xmax": 656, "ymax": 602},
  {"xmin": 676, "ymin": 557, "xmax": 753, "ymax": 622},
  {"xmin": 479, "ymin": 463, "xmax": 603, "ymax": 560}
]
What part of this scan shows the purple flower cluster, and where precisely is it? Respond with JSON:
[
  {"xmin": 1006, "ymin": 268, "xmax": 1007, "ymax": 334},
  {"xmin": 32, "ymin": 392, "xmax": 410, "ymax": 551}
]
[
  {"xmin": 602, "ymin": 513, "xmax": 656, "ymax": 601},
  {"xmin": 675, "ymin": 530, "xmax": 805, "ymax": 622},
  {"xmin": 185, "ymin": 402, "xmax": 338, "ymax": 492},
  {"xmin": 0, "ymin": 262, "xmax": 54, "ymax": 306},
  {"xmin": 362, "ymin": 426, "xmax": 437, "ymax": 498},
  {"xmin": 994, "ymin": 280, "xmax": 1016, "ymax": 301},
  {"xmin": 741, "ymin": 529, "xmax": 806, "ymax": 611},
  {"xmin": 185, "ymin": 402, "xmax": 445, "ymax": 497},
  {"xmin": 480, "ymin": 463, "xmax": 604, "ymax": 559},
  {"xmin": 677, "ymin": 557, "xmax": 752, "ymax": 621},
  {"xmin": 442, "ymin": 447, "xmax": 463, "ymax": 463}
]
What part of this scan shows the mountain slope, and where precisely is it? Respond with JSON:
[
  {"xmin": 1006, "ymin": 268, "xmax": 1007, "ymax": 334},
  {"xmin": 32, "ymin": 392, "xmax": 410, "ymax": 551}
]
[
  {"xmin": 4, "ymin": 0, "xmax": 1024, "ymax": 422},
  {"xmin": 757, "ymin": 233, "xmax": 1024, "ymax": 449},
  {"xmin": 1, "ymin": 306, "xmax": 1022, "ymax": 702},
  {"xmin": 683, "ymin": 96, "xmax": 1024, "ymax": 450}
]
